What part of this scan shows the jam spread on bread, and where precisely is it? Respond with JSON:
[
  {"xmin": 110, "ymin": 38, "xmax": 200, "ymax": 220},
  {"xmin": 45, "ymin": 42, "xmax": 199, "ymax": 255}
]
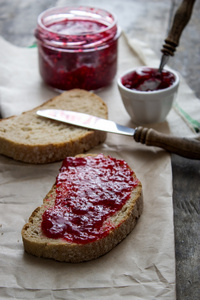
[
  {"xmin": 41, "ymin": 154, "xmax": 139, "ymax": 244},
  {"xmin": 121, "ymin": 67, "xmax": 175, "ymax": 91}
]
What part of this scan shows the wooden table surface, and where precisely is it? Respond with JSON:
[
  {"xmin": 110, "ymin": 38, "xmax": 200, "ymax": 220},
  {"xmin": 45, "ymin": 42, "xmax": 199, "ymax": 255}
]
[{"xmin": 0, "ymin": 0, "xmax": 199, "ymax": 299}]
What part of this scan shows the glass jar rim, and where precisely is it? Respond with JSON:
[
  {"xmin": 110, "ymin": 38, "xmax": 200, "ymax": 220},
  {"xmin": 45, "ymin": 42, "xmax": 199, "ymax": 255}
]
[{"xmin": 35, "ymin": 6, "xmax": 119, "ymax": 49}]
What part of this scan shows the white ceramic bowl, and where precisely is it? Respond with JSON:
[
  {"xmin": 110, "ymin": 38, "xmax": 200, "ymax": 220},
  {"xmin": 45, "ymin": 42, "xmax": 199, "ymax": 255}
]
[{"xmin": 117, "ymin": 66, "xmax": 180, "ymax": 124}]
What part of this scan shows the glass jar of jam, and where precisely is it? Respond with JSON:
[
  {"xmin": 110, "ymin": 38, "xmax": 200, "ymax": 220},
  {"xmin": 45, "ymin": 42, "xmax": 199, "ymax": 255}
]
[{"xmin": 35, "ymin": 6, "xmax": 121, "ymax": 91}]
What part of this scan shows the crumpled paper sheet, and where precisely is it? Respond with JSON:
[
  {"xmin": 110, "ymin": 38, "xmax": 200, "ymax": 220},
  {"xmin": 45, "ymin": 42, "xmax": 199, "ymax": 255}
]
[{"xmin": 1, "ymin": 32, "xmax": 200, "ymax": 299}]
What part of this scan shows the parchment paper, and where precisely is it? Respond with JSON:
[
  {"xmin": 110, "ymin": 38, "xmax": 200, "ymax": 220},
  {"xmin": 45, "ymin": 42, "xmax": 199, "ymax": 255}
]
[{"xmin": 0, "ymin": 33, "xmax": 200, "ymax": 299}]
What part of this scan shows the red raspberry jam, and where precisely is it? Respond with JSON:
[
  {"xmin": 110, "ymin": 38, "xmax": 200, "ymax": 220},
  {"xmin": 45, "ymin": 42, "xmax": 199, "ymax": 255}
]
[
  {"xmin": 35, "ymin": 6, "xmax": 120, "ymax": 91},
  {"xmin": 41, "ymin": 154, "xmax": 139, "ymax": 244},
  {"xmin": 121, "ymin": 67, "xmax": 176, "ymax": 91}
]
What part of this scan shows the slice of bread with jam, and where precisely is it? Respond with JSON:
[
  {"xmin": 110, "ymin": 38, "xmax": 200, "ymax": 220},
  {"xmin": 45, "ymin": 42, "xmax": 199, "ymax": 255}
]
[{"xmin": 21, "ymin": 153, "xmax": 143, "ymax": 262}]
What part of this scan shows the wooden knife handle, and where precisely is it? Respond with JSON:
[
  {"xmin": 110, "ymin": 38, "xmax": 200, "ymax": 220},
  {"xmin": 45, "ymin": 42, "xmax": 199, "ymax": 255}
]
[
  {"xmin": 134, "ymin": 127, "xmax": 200, "ymax": 159},
  {"xmin": 161, "ymin": 0, "xmax": 196, "ymax": 56}
]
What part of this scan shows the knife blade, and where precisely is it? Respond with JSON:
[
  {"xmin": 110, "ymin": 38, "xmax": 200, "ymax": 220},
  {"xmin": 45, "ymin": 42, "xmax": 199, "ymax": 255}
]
[
  {"xmin": 37, "ymin": 109, "xmax": 135, "ymax": 136},
  {"xmin": 36, "ymin": 109, "xmax": 200, "ymax": 160}
]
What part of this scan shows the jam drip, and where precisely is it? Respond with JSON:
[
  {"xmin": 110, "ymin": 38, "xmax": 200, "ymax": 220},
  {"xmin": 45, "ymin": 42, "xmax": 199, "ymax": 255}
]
[
  {"xmin": 42, "ymin": 154, "xmax": 138, "ymax": 244},
  {"xmin": 121, "ymin": 67, "xmax": 176, "ymax": 91}
]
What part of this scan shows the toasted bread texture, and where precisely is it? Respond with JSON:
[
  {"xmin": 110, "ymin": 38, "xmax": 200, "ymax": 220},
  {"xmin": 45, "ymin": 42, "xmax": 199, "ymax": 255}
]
[
  {"xmin": 0, "ymin": 89, "xmax": 107, "ymax": 164},
  {"xmin": 21, "ymin": 154, "xmax": 143, "ymax": 263}
]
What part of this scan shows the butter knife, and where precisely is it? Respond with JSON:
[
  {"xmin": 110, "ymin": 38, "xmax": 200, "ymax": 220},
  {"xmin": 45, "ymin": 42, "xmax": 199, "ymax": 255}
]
[{"xmin": 37, "ymin": 109, "xmax": 200, "ymax": 160}]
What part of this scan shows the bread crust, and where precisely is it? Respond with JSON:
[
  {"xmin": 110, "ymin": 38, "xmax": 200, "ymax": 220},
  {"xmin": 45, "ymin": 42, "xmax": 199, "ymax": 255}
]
[
  {"xmin": 0, "ymin": 89, "xmax": 108, "ymax": 164},
  {"xmin": 21, "ymin": 154, "xmax": 143, "ymax": 263}
]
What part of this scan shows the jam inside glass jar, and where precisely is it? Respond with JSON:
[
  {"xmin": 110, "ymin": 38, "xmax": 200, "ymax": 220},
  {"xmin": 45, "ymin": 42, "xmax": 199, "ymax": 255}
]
[
  {"xmin": 121, "ymin": 67, "xmax": 176, "ymax": 92},
  {"xmin": 35, "ymin": 6, "xmax": 121, "ymax": 91}
]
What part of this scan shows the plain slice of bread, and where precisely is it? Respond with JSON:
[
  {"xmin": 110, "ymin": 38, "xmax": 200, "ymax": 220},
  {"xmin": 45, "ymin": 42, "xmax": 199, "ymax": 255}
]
[
  {"xmin": 0, "ymin": 89, "xmax": 108, "ymax": 164},
  {"xmin": 21, "ymin": 154, "xmax": 143, "ymax": 263}
]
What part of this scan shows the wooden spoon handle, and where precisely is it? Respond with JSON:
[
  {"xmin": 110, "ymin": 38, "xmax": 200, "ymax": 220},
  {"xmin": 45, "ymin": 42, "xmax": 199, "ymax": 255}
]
[
  {"xmin": 161, "ymin": 0, "xmax": 196, "ymax": 56},
  {"xmin": 134, "ymin": 127, "xmax": 200, "ymax": 159}
]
